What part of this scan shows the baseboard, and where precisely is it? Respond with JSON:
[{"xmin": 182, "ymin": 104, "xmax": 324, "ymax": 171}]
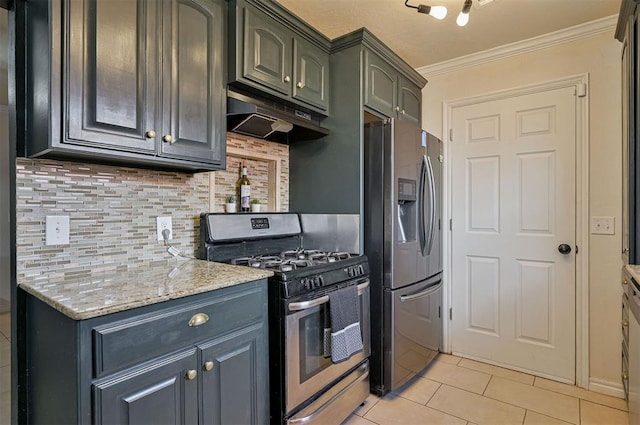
[{"xmin": 589, "ymin": 377, "xmax": 626, "ymax": 399}]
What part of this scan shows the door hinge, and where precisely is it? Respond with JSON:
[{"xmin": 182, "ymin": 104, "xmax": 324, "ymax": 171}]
[
  {"xmin": 449, "ymin": 308, "xmax": 452, "ymax": 320},
  {"xmin": 438, "ymin": 306, "xmax": 441, "ymax": 318},
  {"xmin": 576, "ymin": 245, "xmax": 579, "ymax": 254},
  {"xmin": 449, "ymin": 219, "xmax": 452, "ymax": 231},
  {"xmin": 449, "ymin": 128, "xmax": 453, "ymax": 141},
  {"xmin": 576, "ymin": 83, "xmax": 587, "ymax": 97}
]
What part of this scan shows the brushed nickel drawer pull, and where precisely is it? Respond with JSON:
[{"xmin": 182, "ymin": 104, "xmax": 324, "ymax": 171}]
[
  {"xmin": 188, "ymin": 313, "xmax": 209, "ymax": 327},
  {"xmin": 204, "ymin": 361, "xmax": 214, "ymax": 372},
  {"xmin": 186, "ymin": 370, "xmax": 197, "ymax": 380}
]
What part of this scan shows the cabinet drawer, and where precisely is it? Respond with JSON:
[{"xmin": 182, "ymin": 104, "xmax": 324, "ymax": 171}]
[
  {"xmin": 624, "ymin": 293, "xmax": 630, "ymax": 347},
  {"xmin": 93, "ymin": 284, "xmax": 265, "ymax": 377}
]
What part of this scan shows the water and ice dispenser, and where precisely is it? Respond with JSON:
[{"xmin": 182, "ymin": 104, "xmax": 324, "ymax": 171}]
[{"xmin": 397, "ymin": 178, "xmax": 417, "ymax": 243}]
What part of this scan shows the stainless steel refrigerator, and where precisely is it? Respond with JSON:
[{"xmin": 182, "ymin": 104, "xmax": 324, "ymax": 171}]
[{"xmin": 364, "ymin": 118, "xmax": 443, "ymax": 395}]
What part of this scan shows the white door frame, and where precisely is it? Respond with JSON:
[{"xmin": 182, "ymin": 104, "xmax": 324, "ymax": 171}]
[{"xmin": 442, "ymin": 74, "xmax": 589, "ymax": 388}]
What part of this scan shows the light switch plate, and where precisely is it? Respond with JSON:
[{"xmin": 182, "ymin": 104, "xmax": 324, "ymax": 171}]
[
  {"xmin": 45, "ymin": 215, "xmax": 70, "ymax": 245},
  {"xmin": 591, "ymin": 216, "xmax": 615, "ymax": 235}
]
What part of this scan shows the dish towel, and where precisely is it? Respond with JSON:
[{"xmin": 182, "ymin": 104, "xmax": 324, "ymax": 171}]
[{"xmin": 329, "ymin": 284, "xmax": 363, "ymax": 363}]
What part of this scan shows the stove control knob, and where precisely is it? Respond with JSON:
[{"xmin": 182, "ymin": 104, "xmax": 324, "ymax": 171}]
[
  {"xmin": 313, "ymin": 276, "xmax": 322, "ymax": 287},
  {"xmin": 318, "ymin": 275, "xmax": 325, "ymax": 286},
  {"xmin": 302, "ymin": 278, "xmax": 312, "ymax": 290},
  {"xmin": 357, "ymin": 265, "xmax": 365, "ymax": 275},
  {"xmin": 346, "ymin": 267, "xmax": 354, "ymax": 277}
]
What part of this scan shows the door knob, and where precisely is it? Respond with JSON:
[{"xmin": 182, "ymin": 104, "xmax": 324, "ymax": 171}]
[{"xmin": 558, "ymin": 244, "xmax": 572, "ymax": 254}]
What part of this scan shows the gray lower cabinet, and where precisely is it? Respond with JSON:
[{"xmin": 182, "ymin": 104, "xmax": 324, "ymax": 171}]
[
  {"xmin": 19, "ymin": 279, "xmax": 268, "ymax": 424},
  {"xmin": 94, "ymin": 349, "xmax": 199, "ymax": 425},
  {"xmin": 228, "ymin": 0, "xmax": 331, "ymax": 113},
  {"xmin": 20, "ymin": 0, "xmax": 226, "ymax": 172}
]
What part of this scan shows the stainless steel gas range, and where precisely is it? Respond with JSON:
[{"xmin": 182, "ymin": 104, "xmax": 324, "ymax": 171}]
[{"xmin": 200, "ymin": 213, "xmax": 371, "ymax": 425}]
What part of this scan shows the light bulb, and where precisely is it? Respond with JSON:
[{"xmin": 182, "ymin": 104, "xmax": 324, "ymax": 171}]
[
  {"xmin": 428, "ymin": 5, "xmax": 447, "ymax": 19},
  {"xmin": 456, "ymin": 11, "xmax": 469, "ymax": 26}
]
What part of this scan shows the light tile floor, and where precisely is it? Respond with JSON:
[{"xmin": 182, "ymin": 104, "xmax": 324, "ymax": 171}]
[{"xmin": 343, "ymin": 354, "xmax": 629, "ymax": 425}]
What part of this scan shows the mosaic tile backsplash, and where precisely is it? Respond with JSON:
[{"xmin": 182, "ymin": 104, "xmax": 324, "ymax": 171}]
[{"xmin": 16, "ymin": 134, "xmax": 289, "ymax": 281}]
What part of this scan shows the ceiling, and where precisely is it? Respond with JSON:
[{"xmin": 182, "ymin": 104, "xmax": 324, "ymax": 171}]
[{"xmin": 275, "ymin": 0, "xmax": 621, "ymax": 69}]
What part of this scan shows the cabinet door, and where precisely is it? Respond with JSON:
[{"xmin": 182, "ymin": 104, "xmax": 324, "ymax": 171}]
[
  {"xmin": 66, "ymin": 0, "xmax": 157, "ymax": 152},
  {"xmin": 293, "ymin": 37, "xmax": 329, "ymax": 111},
  {"xmin": 242, "ymin": 4, "xmax": 292, "ymax": 96},
  {"xmin": 93, "ymin": 349, "xmax": 199, "ymax": 425},
  {"xmin": 364, "ymin": 50, "xmax": 397, "ymax": 118},
  {"xmin": 199, "ymin": 323, "xmax": 268, "ymax": 425},
  {"xmin": 398, "ymin": 76, "xmax": 422, "ymax": 126},
  {"xmin": 160, "ymin": 0, "xmax": 226, "ymax": 167}
]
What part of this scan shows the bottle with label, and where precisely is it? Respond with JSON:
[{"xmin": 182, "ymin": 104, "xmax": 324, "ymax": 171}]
[{"xmin": 237, "ymin": 165, "xmax": 251, "ymax": 212}]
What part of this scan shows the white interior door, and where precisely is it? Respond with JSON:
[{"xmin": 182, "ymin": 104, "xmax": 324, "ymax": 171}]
[{"xmin": 450, "ymin": 86, "xmax": 576, "ymax": 382}]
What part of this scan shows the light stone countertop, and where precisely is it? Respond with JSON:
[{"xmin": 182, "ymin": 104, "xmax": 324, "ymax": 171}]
[
  {"xmin": 18, "ymin": 259, "xmax": 274, "ymax": 320},
  {"xmin": 625, "ymin": 264, "xmax": 640, "ymax": 283}
]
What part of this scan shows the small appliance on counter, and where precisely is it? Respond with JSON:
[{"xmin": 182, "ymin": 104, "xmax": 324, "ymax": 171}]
[
  {"xmin": 199, "ymin": 213, "xmax": 370, "ymax": 425},
  {"xmin": 364, "ymin": 119, "xmax": 443, "ymax": 394}
]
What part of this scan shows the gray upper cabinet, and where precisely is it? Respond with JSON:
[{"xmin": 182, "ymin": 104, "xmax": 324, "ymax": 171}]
[
  {"xmin": 293, "ymin": 37, "xmax": 330, "ymax": 110},
  {"xmin": 66, "ymin": 0, "xmax": 158, "ymax": 153},
  {"xmin": 229, "ymin": 0, "xmax": 331, "ymax": 113},
  {"xmin": 289, "ymin": 29, "xmax": 426, "ymax": 215},
  {"xmin": 21, "ymin": 0, "xmax": 226, "ymax": 172},
  {"xmin": 160, "ymin": 0, "xmax": 226, "ymax": 165},
  {"xmin": 364, "ymin": 49, "xmax": 422, "ymax": 124},
  {"xmin": 242, "ymin": 4, "xmax": 293, "ymax": 96}
]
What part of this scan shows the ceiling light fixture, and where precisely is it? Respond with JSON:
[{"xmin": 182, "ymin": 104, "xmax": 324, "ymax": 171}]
[
  {"xmin": 404, "ymin": 0, "xmax": 447, "ymax": 20},
  {"xmin": 456, "ymin": 0, "xmax": 472, "ymax": 26}
]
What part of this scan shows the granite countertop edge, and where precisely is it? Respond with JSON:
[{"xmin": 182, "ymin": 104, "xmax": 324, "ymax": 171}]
[
  {"xmin": 626, "ymin": 264, "xmax": 640, "ymax": 283},
  {"xmin": 18, "ymin": 259, "xmax": 274, "ymax": 321}
]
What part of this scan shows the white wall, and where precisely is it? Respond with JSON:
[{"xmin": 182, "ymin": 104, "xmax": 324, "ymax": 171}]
[{"xmin": 421, "ymin": 30, "xmax": 624, "ymax": 391}]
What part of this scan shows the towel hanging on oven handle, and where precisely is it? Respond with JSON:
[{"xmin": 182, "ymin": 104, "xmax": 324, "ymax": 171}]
[{"xmin": 288, "ymin": 280, "xmax": 369, "ymax": 312}]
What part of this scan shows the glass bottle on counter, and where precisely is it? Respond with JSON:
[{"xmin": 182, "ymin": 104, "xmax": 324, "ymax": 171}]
[{"xmin": 237, "ymin": 165, "xmax": 251, "ymax": 212}]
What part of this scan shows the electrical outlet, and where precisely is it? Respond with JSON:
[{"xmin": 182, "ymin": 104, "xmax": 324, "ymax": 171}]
[
  {"xmin": 157, "ymin": 216, "xmax": 173, "ymax": 241},
  {"xmin": 591, "ymin": 216, "xmax": 615, "ymax": 235},
  {"xmin": 46, "ymin": 215, "xmax": 70, "ymax": 245}
]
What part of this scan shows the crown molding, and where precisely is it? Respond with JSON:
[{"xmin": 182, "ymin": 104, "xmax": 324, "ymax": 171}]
[{"xmin": 417, "ymin": 15, "xmax": 618, "ymax": 78}]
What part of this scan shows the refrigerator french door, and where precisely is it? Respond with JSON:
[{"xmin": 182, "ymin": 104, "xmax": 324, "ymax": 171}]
[{"xmin": 364, "ymin": 119, "xmax": 443, "ymax": 395}]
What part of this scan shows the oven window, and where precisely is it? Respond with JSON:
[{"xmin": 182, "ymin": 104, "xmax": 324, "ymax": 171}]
[{"xmin": 299, "ymin": 305, "xmax": 333, "ymax": 382}]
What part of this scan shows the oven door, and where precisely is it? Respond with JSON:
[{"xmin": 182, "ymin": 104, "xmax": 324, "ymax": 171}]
[{"xmin": 285, "ymin": 279, "xmax": 370, "ymax": 414}]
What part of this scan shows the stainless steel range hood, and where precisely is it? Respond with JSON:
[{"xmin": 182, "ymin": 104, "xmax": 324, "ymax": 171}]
[{"xmin": 227, "ymin": 89, "xmax": 330, "ymax": 143}]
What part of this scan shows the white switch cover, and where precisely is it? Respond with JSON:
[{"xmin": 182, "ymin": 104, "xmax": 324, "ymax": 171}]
[
  {"xmin": 591, "ymin": 216, "xmax": 615, "ymax": 235},
  {"xmin": 45, "ymin": 215, "xmax": 70, "ymax": 245}
]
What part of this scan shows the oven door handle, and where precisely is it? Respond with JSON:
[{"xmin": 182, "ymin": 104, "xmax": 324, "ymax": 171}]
[{"xmin": 288, "ymin": 280, "xmax": 370, "ymax": 312}]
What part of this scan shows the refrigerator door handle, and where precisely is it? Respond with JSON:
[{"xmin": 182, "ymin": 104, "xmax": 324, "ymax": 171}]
[
  {"xmin": 426, "ymin": 156, "xmax": 437, "ymax": 256},
  {"xmin": 399, "ymin": 280, "xmax": 443, "ymax": 302},
  {"xmin": 418, "ymin": 155, "xmax": 428, "ymax": 255}
]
